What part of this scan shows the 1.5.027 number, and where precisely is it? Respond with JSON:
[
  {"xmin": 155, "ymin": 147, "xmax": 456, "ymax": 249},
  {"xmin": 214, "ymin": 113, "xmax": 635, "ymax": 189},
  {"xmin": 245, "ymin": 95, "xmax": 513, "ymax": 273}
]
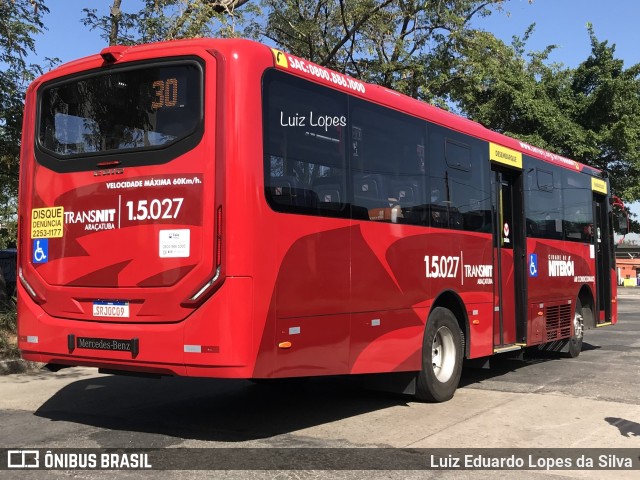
[
  {"xmin": 424, "ymin": 255, "xmax": 460, "ymax": 279},
  {"xmin": 125, "ymin": 198, "xmax": 184, "ymax": 221}
]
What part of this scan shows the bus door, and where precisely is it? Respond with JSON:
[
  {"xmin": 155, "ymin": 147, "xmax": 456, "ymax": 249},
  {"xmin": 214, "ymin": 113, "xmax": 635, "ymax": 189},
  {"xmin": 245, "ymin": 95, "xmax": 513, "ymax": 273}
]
[
  {"xmin": 491, "ymin": 166, "xmax": 526, "ymax": 348},
  {"xmin": 593, "ymin": 192, "xmax": 612, "ymax": 324}
]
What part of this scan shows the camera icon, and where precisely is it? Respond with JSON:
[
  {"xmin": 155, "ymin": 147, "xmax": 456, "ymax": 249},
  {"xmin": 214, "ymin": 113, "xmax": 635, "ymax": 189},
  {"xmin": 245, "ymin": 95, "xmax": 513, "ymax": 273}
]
[{"xmin": 7, "ymin": 450, "xmax": 39, "ymax": 468}]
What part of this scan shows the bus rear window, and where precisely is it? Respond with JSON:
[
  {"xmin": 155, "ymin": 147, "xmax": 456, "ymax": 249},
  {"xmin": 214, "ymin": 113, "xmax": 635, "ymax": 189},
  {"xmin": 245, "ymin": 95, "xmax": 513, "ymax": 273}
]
[{"xmin": 38, "ymin": 61, "xmax": 202, "ymax": 158}]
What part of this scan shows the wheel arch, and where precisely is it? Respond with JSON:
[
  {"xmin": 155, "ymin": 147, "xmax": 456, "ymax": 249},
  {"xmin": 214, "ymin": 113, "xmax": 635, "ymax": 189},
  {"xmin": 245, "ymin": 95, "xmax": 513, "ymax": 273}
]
[
  {"xmin": 430, "ymin": 289, "xmax": 469, "ymax": 359},
  {"xmin": 577, "ymin": 284, "xmax": 595, "ymax": 330}
]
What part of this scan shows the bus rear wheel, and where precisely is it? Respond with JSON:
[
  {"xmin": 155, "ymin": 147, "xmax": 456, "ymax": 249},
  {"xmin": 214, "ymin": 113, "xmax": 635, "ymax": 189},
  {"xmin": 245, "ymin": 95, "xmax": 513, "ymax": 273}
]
[
  {"xmin": 415, "ymin": 307, "xmax": 463, "ymax": 402},
  {"xmin": 566, "ymin": 298, "xmax": 585, "ymax": 358}
]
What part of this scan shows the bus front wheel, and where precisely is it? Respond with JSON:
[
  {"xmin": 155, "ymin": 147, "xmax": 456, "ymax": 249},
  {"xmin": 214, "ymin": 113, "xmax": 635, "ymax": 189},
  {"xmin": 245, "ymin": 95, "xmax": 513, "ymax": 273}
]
[{"xmin": 415, "ymin": 307, "xmax": 463, "ymax": 402}]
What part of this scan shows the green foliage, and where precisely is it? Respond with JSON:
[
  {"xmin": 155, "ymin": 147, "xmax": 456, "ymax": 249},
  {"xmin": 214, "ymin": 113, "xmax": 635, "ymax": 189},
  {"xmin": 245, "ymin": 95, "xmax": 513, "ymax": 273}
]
[
  {"xmin": 0, "ymin": 301, "xmax": 17, "ymax": 359},
  {"xmin": 257, "ymin": 0, "xmax": 506, "ymax": 106},
  {"xmin": 82, "ymin": 0, "xmax": 257, "ymax": 45},
  {"xmin": 0, "ymin": 217, "xmax": 17, "ymax": 250},
  {"xmin": 449, "ymin": 23, "xmax": 640, "ymax": 204},
  {"xmin": 0, "ymin": 0, "xmax": 50, "ymax": 252},
  {"xmin": 570, "ymin": 26, "xmax": 640, "ymax": 202}
]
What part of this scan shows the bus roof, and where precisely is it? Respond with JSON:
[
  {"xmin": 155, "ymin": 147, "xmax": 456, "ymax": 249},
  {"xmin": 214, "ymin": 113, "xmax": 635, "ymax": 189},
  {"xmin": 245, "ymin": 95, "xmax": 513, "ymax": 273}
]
[{"xmin": 267, "ymin": 43, "xmax": 603, "ymax": 177}]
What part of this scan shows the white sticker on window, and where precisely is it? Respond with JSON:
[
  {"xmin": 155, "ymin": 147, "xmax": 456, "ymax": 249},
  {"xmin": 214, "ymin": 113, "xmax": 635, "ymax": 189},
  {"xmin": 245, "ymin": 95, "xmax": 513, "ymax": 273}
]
[{"xmin": 159, "ymin": 229, "xmax": 190, "ymax": 258}]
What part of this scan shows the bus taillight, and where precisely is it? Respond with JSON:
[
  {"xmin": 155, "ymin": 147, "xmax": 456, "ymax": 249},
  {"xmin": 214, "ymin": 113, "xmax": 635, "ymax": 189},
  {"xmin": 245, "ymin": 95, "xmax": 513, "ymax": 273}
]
[
  {"xmin": 182, "ymin": 206, "xmax": 223, "ymax": 306},
  {"xmin": 216, "ymin": 205, "xmax": 223, "ymax": 268},
  {"xmin": 19, "ymin": 267, "xmax": 46, "ymax": 304}
]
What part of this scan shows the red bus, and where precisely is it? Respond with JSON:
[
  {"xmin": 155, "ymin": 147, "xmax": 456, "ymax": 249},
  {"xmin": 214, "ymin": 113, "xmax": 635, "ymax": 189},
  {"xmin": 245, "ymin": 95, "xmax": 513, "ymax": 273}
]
[{"xmin": 17, "ymin": 38, "xmax": 625, "ymax": 402}]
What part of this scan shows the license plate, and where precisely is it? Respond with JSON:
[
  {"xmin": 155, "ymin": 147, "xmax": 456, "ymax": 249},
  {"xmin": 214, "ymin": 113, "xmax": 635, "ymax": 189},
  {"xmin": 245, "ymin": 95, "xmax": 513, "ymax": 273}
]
[{"xmin": 92, "ymin": 301, "xmax": 129, "ymax": 318}]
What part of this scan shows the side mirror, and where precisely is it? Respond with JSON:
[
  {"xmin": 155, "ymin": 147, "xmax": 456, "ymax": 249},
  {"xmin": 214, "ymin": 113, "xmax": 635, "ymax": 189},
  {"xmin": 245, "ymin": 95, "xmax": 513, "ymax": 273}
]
[
  {"xmin": 614, "ymin": 211, "xmax": 629, "ymax": 235},
  {"xmin": 610, "ymin": 195, "xmax": 629, "ymax": 236}
]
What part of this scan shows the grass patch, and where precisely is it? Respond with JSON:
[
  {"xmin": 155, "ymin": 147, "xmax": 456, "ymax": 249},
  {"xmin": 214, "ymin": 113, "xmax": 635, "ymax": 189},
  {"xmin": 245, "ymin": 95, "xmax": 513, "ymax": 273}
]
[{"xmin": 0, "ymin": 304, "xmax": 19, "ymax": 359}]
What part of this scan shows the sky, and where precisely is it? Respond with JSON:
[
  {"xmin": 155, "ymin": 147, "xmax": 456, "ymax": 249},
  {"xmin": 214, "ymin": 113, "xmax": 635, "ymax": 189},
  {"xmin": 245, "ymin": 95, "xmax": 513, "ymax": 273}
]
[
  {"xmin": 33, "ymin": 1, "xmax": 640, "ymax": 68},
  {"xmin": 472, "ymin": 0, "xmax": 640, "ymax": 69},
  {"xmin": 29, "ymin": 0, "xmax": 640, "ymax": 232}
]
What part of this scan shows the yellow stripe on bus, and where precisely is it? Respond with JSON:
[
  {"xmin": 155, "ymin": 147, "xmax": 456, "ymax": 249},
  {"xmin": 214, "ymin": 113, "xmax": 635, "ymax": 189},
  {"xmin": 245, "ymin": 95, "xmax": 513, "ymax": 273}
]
[
  {"xmin": 591, "ymin": 177, "xmax": 608, "ymax": 194},
  {"xmin": 490, "ymin": 142, "xmax": 522, "ymax": 169}
]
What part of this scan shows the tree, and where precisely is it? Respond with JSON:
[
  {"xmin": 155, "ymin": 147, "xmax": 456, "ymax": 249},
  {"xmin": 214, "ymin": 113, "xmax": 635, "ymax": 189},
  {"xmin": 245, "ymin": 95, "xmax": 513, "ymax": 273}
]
[
  {"xmin": 0, "ymin": 0, "xmax": 50, "ymax": 209},
  {"xmin": 449, "ymin": 23, "xmax": 640, "ymax": 205},
  {"xmin": 449, "ymin": 25, "xmax": 575, "ymax": 148},
  {"xmin": 258, "ymin": 0, "xmax": 507, "ymax": 106},
  {"xmin": 571, "ymin": 26, "xmax": 640, "ymax": 203},
  {"xmin": 82, "ymin": 0, "xmax": 255, "ymax": 45},
  {"xmin": 0, "ymin": 0, "xmax": 50, "ymax": 304},
  {"xmin": 83, "ymin": 0, "xmax": 508, "ymax": 107}
]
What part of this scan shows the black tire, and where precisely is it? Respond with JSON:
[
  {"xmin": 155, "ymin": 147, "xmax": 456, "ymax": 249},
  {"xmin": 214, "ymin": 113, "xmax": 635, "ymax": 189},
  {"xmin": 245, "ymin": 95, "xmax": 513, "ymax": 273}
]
[
  {"xmin": 566, "ymin": 297, "xmax": 584, "ymax": 358},
  {"xmin": 415, "ymin": 307, "xmax": 464, "ymax": 402}
]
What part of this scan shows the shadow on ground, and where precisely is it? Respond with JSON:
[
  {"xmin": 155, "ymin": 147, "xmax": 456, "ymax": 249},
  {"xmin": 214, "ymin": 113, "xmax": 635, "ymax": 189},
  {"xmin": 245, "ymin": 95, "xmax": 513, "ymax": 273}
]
[
  {"xmin": 605, "ymin": 417, "xmax": 640, "ymax": 438},
  {"xmin": 35, "ymin": 374, "xmax": 410, "ymax": 444},
  {"xmin": 32, "ymin": 345, "xmax": 585, "ymax": 445}
]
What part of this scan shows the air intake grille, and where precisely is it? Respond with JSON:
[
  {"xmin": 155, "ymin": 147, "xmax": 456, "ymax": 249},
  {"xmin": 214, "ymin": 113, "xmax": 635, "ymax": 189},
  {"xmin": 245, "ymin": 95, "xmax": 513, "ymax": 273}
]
[{"xmin": 546, "ymin": 303, "xmax": 572, "ymax": 341}]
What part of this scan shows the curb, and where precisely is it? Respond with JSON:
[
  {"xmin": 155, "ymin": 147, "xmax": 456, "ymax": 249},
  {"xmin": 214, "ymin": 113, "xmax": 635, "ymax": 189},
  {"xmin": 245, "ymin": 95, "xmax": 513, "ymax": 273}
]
[{"xmin": 0, "ymin": 359, "xmax": 43, "ymax": 375}]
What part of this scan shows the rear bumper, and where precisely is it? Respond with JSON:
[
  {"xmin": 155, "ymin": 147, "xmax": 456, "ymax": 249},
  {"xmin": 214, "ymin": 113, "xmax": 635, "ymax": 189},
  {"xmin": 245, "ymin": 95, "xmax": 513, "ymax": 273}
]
[{"xmin": 17, "ymin": 277, "xmax": 256, "ymax": 378}]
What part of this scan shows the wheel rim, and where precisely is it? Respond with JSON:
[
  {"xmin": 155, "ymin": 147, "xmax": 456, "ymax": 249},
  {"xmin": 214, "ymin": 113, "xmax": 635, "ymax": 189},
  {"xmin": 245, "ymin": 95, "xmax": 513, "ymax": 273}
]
[
  {"xmin": 574, "ymin": 309, "xmax": 584, "ymax": 340},
  {"xmin": 431, "ymin": 326, "xmax": 456, "ymax": 382}
]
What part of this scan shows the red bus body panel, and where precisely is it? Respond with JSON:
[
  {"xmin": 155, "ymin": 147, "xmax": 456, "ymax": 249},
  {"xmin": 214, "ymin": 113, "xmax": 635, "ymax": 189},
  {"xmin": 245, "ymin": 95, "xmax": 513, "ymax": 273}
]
[{"xmin": 17, "ymin": 38, "xmax": 616, "ymax": 379}]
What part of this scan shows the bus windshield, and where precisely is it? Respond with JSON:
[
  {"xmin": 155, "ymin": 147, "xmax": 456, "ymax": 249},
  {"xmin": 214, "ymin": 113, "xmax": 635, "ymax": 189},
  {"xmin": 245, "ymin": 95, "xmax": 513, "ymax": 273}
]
[{"xmin": 38, "ymin": 61, "xmax": 202, "ymax": 158}]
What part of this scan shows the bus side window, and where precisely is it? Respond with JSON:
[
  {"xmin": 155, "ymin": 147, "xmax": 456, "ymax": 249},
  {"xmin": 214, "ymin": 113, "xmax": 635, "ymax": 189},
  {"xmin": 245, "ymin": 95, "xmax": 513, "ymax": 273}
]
[
  {"xmin": 349, "ymin": 99, "xmax": 426, "ymax": 224},
  {"xmin": 262, "ymin": 69, "xmax": 348, "ymax": 218},
  {"xmin": 389, "ymin": 177, "xmax": 420, "ymax": 206},
  {"xmin": 562, "ymin": 169, "xmax": 594, "ymax": 243},
  {"xmin": 268, "ymin": 175, "xmax": 315, "ymax": 208},
  {"xmin": 353, "ymin": 173, "xmax": 389, "ymax": 211},
  {"xmin": 312, "ymin": 176, "xmax": 344, "ymax": 205},
  {"xmin": 524, "ymin": 164, "xmax": 563, "ymax": 240},
  {"xmin": 428, "ymin": 128, "xmax": 489, "ymax": 232}
]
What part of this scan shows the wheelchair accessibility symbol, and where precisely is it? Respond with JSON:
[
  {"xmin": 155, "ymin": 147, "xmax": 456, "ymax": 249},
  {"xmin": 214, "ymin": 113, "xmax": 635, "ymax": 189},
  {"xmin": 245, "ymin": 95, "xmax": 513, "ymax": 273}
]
[
  {"xmin": 528, "ymin": 253, "xmax": 538, "ymax": 277},
  {"xmin": 32, "ymin": 239, "xmax": 48, "ymax": 264}
]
